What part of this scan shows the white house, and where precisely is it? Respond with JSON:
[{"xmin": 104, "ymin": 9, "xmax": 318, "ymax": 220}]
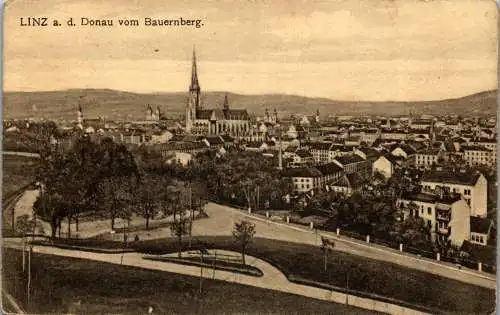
[
  {"xmin": 372, "ymin": 155, "xmax": 394, "ymax": 179},
  {"xmin": 150, "ymin": 130, "xmax": 174, "ymax": 144},
  {"xmin": 420, "ymin": 169, "xmax": 487, "ymax": 218},
  {"xmin": 469, "ymin": 217, "xmax": 494, "ymax": 246},
  {"xmin": 397, "ymin": 192, "xmax": 470, "ymax": 247}
]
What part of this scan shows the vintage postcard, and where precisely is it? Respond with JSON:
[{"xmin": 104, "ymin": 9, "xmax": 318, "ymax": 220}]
[{"xmin": 2, "ymin": 0, "xmax": 498, "ymax": 314}]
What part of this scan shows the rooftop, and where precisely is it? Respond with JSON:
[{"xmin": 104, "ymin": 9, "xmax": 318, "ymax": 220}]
[
  {"xmin": 421, "ymin": 169, "xmax": 483, "ymax": 186},
  {"xmin": 335, "ymin": 154, "xmax": 365, "ymax": 165},
  {"xmin": 282, "ymin": 167, "xmax": 323, "ymax": 178},
  {"xmin": 470, "ymin": 217, "xmax": 493, "ymax": 234},
  {"xmin": 399, "ymin": 191, "xmax": 461, "ymax": 204},
  {"xmin": 316, "ymin": 162, "xmax": 343, "ymax": 175},
  {"xmin": 461, "ymin": 145, "xmax": 492, "ymax": 152}
]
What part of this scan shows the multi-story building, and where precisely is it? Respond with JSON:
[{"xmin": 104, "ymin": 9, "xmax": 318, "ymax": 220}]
[
  {"xmin": 308, "ymin": 142, "xmax": 332, "ymax": 163},
  {"xmin": 397, "ymin": 192, "xmax": 470, "ymax": 247},
  {"xmin": 420, "ymin": 169, "xmax": 487, "ymax": 218},
  {"xmin": 372, "ymin": 154, "xmax": 404, "ymax": 179},
  {"xmin": 286, "ymin": 148, "xmax": 314, "ymax": 167},
  {"xmin": 282, "ymin": 162, "xmax": 343, "ymax": 193},
  {"xmin": 282, "ymin": 167, "xmax": 323, "ymax": 193},
  {"xmin": 461, "ymin": 145, "xmax": 495, "ymax": 167},
  {"xmin": 333, "ymin": 154, "xmax": 370, "ymax": 177},
  {"xmin": 415, "ymin": 148, "xmax": 443, "ymax": 168},
  {"xmin": 328, "ymin": 144, "xmax": 356, "ymax": 161},
  {"xmin": 380, "ymin": 128, "xmax": 409, "ymax": 141},
  {"xmin": 158, "ymin": 141, "xmax": 209, "ymax": 158},
  {"xmin": 360, "ymin": 129, "xmax": 381, "ymax": 145},
  {"xmin": 410, "ymin": 119, "xmax": 433, "ymax": 130}
]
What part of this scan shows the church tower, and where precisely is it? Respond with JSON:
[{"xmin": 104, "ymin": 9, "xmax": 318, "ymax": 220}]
[
  {"xmin": 77, "ymin": 103, "xmax": 83, "ymax": 129},
  {"xmin": 315, "ymin": 109, "xmax": 320, "ymax": 123},
  {"xmin": 273, "ymin": 108, "xmax": 279, "ymax": 124},
  {"xmin": 223, "ymin": 93, "xmax": 229, "ymax": 119},
  {"xmin": 186, "ymin": 47, "xmax": 200, "ymax": 133}
]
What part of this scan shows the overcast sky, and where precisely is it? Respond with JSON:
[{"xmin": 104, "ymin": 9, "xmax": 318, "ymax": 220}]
[{"xmin": 4, "ymin": 0, "xmax": 498, "ymax": 101}]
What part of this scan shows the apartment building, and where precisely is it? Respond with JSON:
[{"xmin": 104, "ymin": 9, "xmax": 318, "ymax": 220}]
[
  {"xmin": 397, "ymin": 192, "xmax": 470, "ymax": 247},
  {"xmin": 282, "ymin": 162, "xmax": 343, "ymax": 193},
  {"xmin": 461, "ymin": 145, "xmax": 495, "ymax": 167},
  {"xmin": 415, "ymin": 148, "xmax": 443, "ymax": 168},
  {"xmin": 420, "ymin": 169, "xmax": 487, "ymax": 218}
]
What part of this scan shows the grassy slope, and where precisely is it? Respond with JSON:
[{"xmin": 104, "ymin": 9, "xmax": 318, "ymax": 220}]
[
  {"xmin": 36, "ymin": 236, "xmax": 496, "ymax": 314},
  {"xmin": 3, "ymin": 248, "xmax": 376, "ymax": 315},
  {"xmin": 133, "ymin": 236, "xmax": 495, "ymax": 314},
  {"xmin": 2, "ymin": 155, "xmax": 39, "ymax": 198},
  {"xmin": 3, "ymin": 89, "xmax": 497, "ymax": 120}
]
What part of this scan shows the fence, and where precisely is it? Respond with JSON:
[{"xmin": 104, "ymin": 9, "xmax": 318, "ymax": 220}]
[{"xmin": 246, "ymin": 207, "xmax": 498, "ymax": 276}]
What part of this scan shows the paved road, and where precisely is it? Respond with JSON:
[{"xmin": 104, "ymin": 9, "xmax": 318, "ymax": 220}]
[
  {"xmin": 3, "ymin": 240, "xmax": 427, "ymax": 315},
  {"xmin": 200, "ymin": 203, "xmax": 496, "ymax": 290}
]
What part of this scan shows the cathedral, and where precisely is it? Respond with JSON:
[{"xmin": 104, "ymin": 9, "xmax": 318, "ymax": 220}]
[
  {"xmin": 145, "ymin": 105, "xmax": 164, "ymax": 121},
  {"xmin": 185, "ymin": 49, "xmax": 250, "ymax": 137}
]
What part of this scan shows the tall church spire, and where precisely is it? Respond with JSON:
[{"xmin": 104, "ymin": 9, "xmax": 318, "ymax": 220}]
[
  {"xmin": 223, "ymin": 94, "xmax": 229, "ymax": 110},
  {"xmin": 77, "ymin": 102, "xmax": 83, "ymax": 130},
  {"xmin": 190, "ymin": 47, "xmax": 200, "ymax": 92}
]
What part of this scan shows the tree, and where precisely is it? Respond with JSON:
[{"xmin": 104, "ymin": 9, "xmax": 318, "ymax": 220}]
[
  {"xmin": 135, "ymin": 174, "xmax": 164, "ymax": 229},
  {"xmin": 394, "ymin": 216, "xmax": 432, "ymax": 250},
  {"xmin": 32, "ymin": 191, "xmax": 65, "ymax": 240},
  {"xmin": 232, "ymin": 220, "xmax": 256, "ymax": 265},
  {"xmin": 98, "ymin": 176, "xmax": 134, "ymax": 230},
  {"xmin": 15, "ymin": 214, "xmax": 44, "ymax": 237},
  {"xmin": 320, "ymin": 237, "xmax": 335, "ymax": 272},
  {"xmin": 165, "ymin": 184, "xmax": 190, "ymax": 257}
]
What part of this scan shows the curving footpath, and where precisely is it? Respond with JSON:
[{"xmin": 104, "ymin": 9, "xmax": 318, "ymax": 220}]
[
  {"xmin": 3, "ymin": 241, "xmax": 428, "ymax": 315},
  {"xmin": 5, "ymin": 191, "xmax": 496, "ymax": 290},
  {"xmin": 201, "ymin": 203, "xmax": 496, "ymax": 290}
]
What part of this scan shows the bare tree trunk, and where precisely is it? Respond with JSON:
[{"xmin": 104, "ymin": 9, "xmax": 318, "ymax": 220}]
[
  {"xmin": 178, "ymin": 233, "xmax": 182, "ymax": 258},
  {"xmin": 111, "ymin": 214, "xmax": 115, "ymax": 230},
  {"xmin": 67, "ymin": 215, "xmax": 72, "ymax": 239},
  {"xmin": 11, "ymin": 207, "xmax": 15, "ymax": 230},
  {"xmin": 146, "ymin": 216, "xmax": 150, "ymax": 230},
  {"xmin": 76, "ymin": 214, "xmax": 79, "ymax": 232}
]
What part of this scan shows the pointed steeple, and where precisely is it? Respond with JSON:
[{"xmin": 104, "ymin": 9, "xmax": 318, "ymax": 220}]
[
  {"xmin": 223, "ymin": 94, "xmax": 229, "ymax": 110},
  {"xmin": 190, "ymin": 46, "xmax": 200, "ymax": 92}
]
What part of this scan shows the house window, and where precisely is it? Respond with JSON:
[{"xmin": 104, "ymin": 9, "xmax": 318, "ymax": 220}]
[{"xmin": 427, "ymin": 207, "xmax": 431, "ymax": 215}]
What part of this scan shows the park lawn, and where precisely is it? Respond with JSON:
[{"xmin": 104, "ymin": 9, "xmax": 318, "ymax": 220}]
[
  {"xmin": 2, "ymin": 248, "xmax": 376, "ymax": 315},
  {"xmin": 133, "ymin": 236, "xmax": 495, "ymax": 314},
  {"xmin": 2, "ymin": 155, "xmax": 39, "ymax": 198},
  {"xmin": 26, "ymin": 235, "xmax": 496, "ymax": 314},
  {"xmin": 144, "ymin": 255, "xmax": 264, "ymax": 277}
]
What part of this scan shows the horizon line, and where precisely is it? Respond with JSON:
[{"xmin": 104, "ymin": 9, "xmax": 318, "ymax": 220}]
[{"xmin": 3, "ymin": 87, "xmax": 498, "ymax": 104}]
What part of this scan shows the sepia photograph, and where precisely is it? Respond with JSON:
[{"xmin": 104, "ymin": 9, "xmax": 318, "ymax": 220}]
[{"xmin": 1, "ymin": 0, "xmax": 498, "ymax": 314}]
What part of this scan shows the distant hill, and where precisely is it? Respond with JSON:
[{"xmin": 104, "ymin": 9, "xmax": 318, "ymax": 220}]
[{"xmin": 3, "ymin": 89, "xmax": 497, "ymax": 121}]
